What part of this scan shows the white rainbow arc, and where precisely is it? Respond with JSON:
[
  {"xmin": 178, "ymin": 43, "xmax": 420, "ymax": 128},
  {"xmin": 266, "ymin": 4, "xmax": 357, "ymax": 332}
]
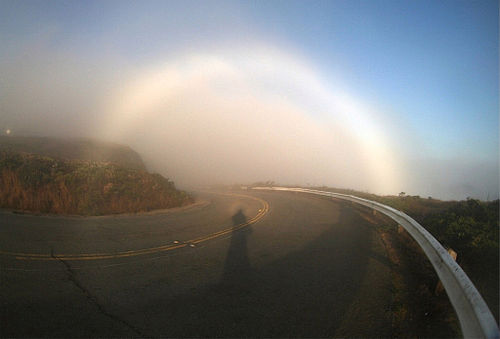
[{"xmin": 100, "ymin": 46, "xmax": 403, "ymax": 194}]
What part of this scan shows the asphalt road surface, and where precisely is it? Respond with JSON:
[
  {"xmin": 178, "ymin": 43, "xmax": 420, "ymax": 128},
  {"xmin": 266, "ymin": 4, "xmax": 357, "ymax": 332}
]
[{"xmin": 1, "ymin": 190, "xmax": 404, "ymax": 337}]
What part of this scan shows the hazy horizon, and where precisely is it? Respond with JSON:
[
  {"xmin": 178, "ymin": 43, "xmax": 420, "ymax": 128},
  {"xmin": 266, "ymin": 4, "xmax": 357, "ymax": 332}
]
[{"xmin": 1, "ymin": 0, "xmax": 498, "ymax": 200}]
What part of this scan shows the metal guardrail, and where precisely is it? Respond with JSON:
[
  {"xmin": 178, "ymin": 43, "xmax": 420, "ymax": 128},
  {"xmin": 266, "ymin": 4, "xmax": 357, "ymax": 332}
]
[{"xmin": 252, "ymin": 186, "xmax": 499, "ymax": 339}]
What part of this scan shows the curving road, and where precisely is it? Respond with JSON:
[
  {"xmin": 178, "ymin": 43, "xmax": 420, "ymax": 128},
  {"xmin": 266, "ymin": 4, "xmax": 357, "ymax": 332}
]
[{"xmin": 0, "ymin": 190, "xmax": 420, "ymax": 337}]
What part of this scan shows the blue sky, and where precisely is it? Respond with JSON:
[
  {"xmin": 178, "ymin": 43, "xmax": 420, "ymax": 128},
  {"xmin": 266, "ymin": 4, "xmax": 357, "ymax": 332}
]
[
  {"xmin": 243, "ymin": 0, "xmax": 499, "ymax": 156},
  {"xmin": 0, "ymin": 0, "xmax": 498, "ymax": 199}
]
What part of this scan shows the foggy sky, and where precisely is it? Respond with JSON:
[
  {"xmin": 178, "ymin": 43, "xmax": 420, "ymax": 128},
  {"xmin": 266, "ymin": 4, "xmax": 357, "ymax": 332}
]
[{"xmin": 1, "ymin": 1, "xmax": 498, "ymax": 200}]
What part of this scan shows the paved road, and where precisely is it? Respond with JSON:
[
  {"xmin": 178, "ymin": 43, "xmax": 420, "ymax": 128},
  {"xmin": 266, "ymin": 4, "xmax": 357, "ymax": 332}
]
[{"xmin": 1, "ymin": 190, "xmax": 395, "ymax": 337}]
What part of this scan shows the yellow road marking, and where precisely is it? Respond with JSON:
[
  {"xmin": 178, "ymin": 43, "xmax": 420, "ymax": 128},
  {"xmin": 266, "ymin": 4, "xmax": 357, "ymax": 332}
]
[{"xmin": 1, "ymin": 193, "xmax": 269, "ymax": 261}]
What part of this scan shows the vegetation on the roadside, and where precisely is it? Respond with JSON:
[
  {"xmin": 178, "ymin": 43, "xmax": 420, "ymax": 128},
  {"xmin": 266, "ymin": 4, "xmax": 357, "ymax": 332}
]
[
  {"xmin": 310, "ymin": 186, "xmax": 499, "ymax": 322},
  {"xmin": 314, "ymin": 188, "xmax": 498, "ymax": 264},
  {"xmin": 0, "ymin": 136, "xmax": 146, "ymax": 170},
  {"xmin": 0, "ymin": 151, "xmax": 192, "ymax": 215},
  {"xmin": 348, "ymin": 205, "xmax": 460, "ymax": 337},
  {"xmin": 248, "ymin": 183, "xmax": 498, "ymax": 321}
]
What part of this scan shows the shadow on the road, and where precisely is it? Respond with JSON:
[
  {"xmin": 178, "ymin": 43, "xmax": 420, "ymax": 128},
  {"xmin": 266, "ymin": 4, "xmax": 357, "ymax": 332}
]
[
  {"xmin": 0, "ymin": 194, "xmax": 459, "ymax": 338},
  {"xmin": 142, "ymin": 203, "xmax": 385, "ymax": 337},
  {"xmin": 222, "ymin": 209, "xmax": 253, "ymax": 283}
]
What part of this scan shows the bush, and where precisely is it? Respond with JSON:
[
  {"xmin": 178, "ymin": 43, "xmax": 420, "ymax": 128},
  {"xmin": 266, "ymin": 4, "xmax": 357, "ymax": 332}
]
[{"xmin": 0, "ymin": 151, "xmax": 193, "ymax": 215}]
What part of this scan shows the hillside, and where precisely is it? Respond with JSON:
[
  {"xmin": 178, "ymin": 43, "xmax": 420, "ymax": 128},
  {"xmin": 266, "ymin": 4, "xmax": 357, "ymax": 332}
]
[
  {"xmin": 0, "ymin": 138, "xmax": 192, "ymax": 215},
  {"xmin": 0, "ymin": 136, "xmax": 146, "ymax": 170}
]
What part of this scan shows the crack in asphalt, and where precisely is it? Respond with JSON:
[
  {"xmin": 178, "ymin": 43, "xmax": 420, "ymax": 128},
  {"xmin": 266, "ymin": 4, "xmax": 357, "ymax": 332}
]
[{"xmin": 51, "ymin": 250, "xmax": 147, "ymax": 337}]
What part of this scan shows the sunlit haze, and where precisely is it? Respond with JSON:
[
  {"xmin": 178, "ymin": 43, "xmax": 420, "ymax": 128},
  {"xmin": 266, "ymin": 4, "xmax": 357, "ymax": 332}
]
[{"xmin": 1, "ymin": 0, "xmax": 498, "ymax": 200}]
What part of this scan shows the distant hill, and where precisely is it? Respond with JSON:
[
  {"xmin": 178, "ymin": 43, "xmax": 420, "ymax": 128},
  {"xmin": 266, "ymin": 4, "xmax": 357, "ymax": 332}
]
[
  {"xmin": 0, "ymin": 136, "xmax": 146, "ymax": 170},
  {"xmin": 0, "ymin": 137, "xmax": 192, "ymax": 215}
]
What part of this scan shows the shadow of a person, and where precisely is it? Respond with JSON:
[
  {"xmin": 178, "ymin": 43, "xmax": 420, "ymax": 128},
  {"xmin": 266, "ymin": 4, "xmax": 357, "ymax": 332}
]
[{"xmin": 222, "ymin": 209, "xmax": 253, "ymax": 284}]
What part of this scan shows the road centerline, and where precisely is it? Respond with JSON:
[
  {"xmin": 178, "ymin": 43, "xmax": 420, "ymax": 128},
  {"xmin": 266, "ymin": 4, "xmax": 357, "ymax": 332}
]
[{"xmin": 1, "ymin": 192, "xmax": 269, "ymax": 261}]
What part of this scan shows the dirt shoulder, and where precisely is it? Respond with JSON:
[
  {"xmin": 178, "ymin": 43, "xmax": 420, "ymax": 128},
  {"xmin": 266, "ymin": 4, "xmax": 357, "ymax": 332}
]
[{"xmin": 351, "ymin": 203, "xmax": 461, "ymax": 338}]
